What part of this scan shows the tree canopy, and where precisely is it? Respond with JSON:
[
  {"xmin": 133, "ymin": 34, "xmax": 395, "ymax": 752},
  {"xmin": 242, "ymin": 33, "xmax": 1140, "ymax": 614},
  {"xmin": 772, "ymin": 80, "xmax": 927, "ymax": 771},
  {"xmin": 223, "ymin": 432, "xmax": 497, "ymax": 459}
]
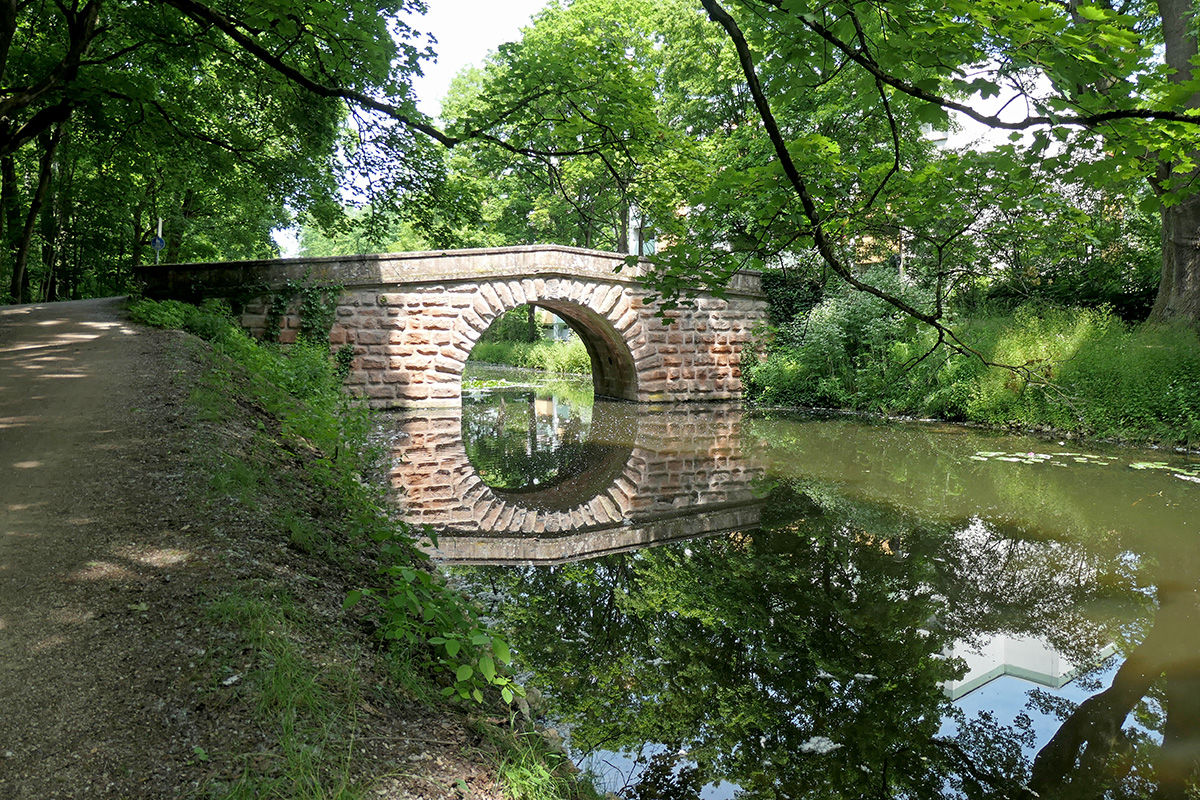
[
  {"xmin": 1, "ymin": 0, "xmax": 445, "ymax": 301},
  {"xmin": 423, "ymin": 0, "xmax": 1200, "ymax": 331},
  {"xmin": 6, "ymin": 0, "xmax": 1200, "ymax": 334}
]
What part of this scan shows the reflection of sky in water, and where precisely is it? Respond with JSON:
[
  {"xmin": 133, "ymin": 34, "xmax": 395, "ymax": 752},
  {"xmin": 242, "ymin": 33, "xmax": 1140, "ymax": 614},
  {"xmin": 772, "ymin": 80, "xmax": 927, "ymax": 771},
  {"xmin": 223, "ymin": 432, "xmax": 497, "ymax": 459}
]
[{"xmin": 951, "ymin": 663, "xmax": 1122, "ymax": 748}]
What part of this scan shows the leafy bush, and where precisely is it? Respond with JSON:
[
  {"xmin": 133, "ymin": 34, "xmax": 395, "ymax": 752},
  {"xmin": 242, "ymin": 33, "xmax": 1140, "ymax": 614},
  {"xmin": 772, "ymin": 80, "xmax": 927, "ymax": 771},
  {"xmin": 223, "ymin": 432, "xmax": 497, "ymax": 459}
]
[
  {"xmin": 747, "ymin": 267, "xmax": 931, "ymax": 409},
  {"xmin": 470, "ymin": 337, "xmax": 591, "ymax": 374},
  {"xmin": 747, "ymin": 296, "xmax": 1200, "ymax": 446},
  {"xmin": 128, "ymin": 298, "xmax": 192, "ymax": 329}
]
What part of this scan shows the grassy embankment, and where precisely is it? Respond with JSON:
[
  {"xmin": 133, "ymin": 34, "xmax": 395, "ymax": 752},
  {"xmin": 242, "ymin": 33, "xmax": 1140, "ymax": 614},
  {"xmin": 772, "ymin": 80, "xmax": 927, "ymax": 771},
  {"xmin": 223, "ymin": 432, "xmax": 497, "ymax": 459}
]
[
  {"xmin": 469, "ymin": 338, "xmax": 591, "ymax": 375},
  {"xmin": 128, "ymin": 298, "xmax": 596, "ymax": 800},
  {"xmin": 745, "ymin": 288, "xmax": 1200, "ymax": 448}
]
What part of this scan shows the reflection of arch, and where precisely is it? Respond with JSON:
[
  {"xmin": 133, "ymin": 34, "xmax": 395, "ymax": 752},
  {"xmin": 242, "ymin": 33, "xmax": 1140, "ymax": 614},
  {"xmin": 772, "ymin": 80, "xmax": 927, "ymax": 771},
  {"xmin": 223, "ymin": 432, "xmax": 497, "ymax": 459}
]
[
  {"xmin": 391, "ymin": 402, "xmax": 768, "ymax": 563},
  {"xmin": 466, "ymin": 394, "xmax": 639, "ymax": 512},
  {"xmin": 490, "ymin": 440, "xmax": 634, "ymax": 514}
]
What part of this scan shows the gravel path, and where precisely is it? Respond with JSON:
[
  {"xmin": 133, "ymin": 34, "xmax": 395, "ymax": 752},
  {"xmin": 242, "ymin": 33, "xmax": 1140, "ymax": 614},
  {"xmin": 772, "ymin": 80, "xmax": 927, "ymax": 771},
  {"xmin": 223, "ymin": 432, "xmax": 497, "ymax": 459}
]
[{"xmin": 0, "ymin": 298, "xmax": 209, "ymax": 797}]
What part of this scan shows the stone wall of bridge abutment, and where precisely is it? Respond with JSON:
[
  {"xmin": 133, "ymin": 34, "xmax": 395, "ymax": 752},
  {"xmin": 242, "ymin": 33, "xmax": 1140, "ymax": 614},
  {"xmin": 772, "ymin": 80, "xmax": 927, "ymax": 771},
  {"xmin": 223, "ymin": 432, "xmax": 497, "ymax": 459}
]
[{"xmin": 133, "ymin": 245, "xmax": 768, "ymax": 409}]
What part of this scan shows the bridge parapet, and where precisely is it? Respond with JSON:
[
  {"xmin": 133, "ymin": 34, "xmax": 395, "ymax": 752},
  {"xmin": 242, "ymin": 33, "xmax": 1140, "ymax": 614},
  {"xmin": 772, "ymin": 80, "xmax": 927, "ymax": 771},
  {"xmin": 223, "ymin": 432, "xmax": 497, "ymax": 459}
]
[{"xmin": 135, "ymin": 245, "xmax": 768, "ymax": 407}]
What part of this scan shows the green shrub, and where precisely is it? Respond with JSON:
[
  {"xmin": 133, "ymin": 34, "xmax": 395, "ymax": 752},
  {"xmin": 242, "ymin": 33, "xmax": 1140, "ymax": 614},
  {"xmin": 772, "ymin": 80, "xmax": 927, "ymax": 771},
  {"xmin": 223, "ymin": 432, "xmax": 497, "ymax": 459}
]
[
  {"xmin": 748, "ymin": 296, "xmax": 1200, "ymax": 446},
  {"xmin": 469, "ymin": 337, "xmax": 591, "ymax": 374},
  {"xmin": 128, "ymin": 298, "xmax": 192, "ymax": 329}
]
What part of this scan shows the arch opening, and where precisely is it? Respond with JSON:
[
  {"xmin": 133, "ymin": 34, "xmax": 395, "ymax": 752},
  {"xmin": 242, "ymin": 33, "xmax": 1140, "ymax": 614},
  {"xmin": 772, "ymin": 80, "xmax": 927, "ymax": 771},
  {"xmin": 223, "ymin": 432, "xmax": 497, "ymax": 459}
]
[{"xmin": 533, "ymin": 299, "xmax": 638, "ymax": 402}]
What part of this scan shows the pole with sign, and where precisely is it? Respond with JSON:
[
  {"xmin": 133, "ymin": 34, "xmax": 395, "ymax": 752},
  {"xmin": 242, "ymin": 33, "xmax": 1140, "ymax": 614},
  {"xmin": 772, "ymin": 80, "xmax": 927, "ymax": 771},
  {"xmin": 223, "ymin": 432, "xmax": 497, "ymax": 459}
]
[{"xmin": 152, "ymin": 218, "xmax": 165, "ymax": 265}]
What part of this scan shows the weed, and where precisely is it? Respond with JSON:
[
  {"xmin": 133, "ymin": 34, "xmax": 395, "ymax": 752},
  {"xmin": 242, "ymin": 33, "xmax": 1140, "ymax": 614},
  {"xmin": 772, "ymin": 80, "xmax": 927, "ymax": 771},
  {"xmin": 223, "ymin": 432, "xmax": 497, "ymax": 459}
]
[{"xmin": 473, "ymin": 724, "xmax": 602, "ymax": 800}]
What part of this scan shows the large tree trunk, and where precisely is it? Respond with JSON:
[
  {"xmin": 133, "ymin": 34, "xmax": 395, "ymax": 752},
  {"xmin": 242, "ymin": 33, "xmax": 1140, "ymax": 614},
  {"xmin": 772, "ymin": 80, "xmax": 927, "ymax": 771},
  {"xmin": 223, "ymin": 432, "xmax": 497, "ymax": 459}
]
[
  {"xmin": 164, "ymin": 188, "xmax": 195, "ymax": 265},
  {"xmin": 1148, "ymin": 0, "xmax": 1200, "ymax": 324},
  {"xmin": 1149, "ymin": 195, "xmax": 1200, "ymax": 322}
]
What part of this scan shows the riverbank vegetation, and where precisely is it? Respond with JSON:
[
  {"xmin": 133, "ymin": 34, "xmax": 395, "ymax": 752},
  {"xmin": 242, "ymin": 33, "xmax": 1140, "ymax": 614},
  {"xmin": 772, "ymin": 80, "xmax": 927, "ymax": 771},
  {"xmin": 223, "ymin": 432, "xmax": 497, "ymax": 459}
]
[
  {"xmin": 745, "ymin": 272, "xmax": 1200, "ymax": 447},
  {"xmin": 469, "ymin": 305, "xmax": 592, "ymax": 375},
  {"xmin": 126, "ymin": 297, "xmax": 595, "ymax": 799}
]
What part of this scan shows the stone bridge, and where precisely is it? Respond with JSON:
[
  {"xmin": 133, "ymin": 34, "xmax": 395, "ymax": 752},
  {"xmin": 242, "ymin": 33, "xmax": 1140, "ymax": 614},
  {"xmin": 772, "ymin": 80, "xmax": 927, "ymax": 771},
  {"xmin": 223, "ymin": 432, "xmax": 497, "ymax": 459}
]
[
  {"xmin": 390, "ymin": 402, "xmax": 767, "ymax": 565},
  {"xmin": 136, "ymin": 245, "xmax": 767, "ymax": 408}
]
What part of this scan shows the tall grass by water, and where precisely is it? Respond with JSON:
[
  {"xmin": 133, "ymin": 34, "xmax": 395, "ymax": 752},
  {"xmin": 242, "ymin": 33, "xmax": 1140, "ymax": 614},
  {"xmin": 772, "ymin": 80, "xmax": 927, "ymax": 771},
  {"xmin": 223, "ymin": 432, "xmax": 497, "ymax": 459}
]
[
  {"xmin": 470, "ymin": 337, "xmax": 591, "ymax": 374},
  {"xmin": 745, "ymin": 300, "xmax": 1200, "ymax": 446}
]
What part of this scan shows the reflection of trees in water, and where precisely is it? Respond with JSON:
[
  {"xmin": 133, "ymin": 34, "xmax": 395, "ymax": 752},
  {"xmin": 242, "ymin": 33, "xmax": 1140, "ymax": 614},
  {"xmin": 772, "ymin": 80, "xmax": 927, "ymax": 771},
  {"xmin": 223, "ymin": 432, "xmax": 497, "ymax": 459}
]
[
  {"xmin": 453, "ymin": 479, "xmax": 1196, "ymax": 799},
  {"xmin": 462, "ymin": 390, "xmax": 591, "ymax": 491}
]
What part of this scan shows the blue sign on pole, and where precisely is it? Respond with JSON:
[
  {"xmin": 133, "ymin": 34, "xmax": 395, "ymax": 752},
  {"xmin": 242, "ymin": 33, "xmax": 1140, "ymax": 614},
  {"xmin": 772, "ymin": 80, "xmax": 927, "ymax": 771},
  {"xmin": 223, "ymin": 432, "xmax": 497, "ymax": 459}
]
[{"xmin": 151, "ymin": 236, "xmax": 166, "ymax": 251}]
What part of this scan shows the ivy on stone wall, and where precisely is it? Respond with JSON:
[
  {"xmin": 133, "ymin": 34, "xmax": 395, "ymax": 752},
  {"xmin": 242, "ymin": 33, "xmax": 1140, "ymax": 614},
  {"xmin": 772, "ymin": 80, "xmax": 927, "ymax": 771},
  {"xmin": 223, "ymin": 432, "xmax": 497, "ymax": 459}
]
[{"xmin": 263, "ymin": 277, "xmax": 344, "ymax": 344}]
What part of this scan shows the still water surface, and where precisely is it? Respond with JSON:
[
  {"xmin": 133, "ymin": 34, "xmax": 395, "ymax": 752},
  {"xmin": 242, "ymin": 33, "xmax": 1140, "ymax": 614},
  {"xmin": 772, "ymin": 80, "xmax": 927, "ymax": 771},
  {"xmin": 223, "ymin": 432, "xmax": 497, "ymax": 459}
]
[{"xmin": 389, "ymin": 372, "xmax": 1200, "ymax": 799}]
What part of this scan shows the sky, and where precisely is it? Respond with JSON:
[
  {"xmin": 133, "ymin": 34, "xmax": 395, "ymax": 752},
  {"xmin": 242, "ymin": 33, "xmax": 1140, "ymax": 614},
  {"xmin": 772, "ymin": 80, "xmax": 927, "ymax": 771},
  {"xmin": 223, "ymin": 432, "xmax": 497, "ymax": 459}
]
[
  {"xmin": 275, "ymin": 0, "xmax": 548, "ymax": 254},
  {"xmin": 406, "ymin": 0, "xmax": 551, "ymax": 118}
]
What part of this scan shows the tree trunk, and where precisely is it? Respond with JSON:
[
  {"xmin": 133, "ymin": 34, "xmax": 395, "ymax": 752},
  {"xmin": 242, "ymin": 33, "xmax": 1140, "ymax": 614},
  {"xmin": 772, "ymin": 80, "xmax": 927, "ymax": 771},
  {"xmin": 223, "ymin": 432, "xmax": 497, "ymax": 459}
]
[
  {"xmin": 130, "ymin": 203, "xmax": 145, "ymax": 273},
  {"xmin": 165, "ymin": 188, "xmax": 195, "ymax": 265},
  {"xmin": 1148, "ymin": 0, "xmax": 1200, "ymax": 324},
  {"xmin": 1, "ymin": 154, "xmax": 17, "ymax": 299},
  {"xmin": 1149, "ymin": 194, "xmax": 1200, "ymax": 322},
  {"xmin": 9, "ymin": 123, "xmax": 65, "ymax": 303}
]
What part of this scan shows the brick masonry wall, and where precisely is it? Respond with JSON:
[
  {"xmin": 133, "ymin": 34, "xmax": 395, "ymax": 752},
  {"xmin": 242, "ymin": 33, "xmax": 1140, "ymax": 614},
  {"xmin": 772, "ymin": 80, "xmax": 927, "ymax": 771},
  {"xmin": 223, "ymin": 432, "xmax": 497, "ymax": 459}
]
[
  {"xmin": 135, "ymin": 245, "xmax": 768, "ymax": 408},
  {"xmin": 331, "ymin": 269, "xmax": 767, "ymax": 407},
  {"xmin": 390, "ymin": 404, "xmax": 767, "ymax": 564}
]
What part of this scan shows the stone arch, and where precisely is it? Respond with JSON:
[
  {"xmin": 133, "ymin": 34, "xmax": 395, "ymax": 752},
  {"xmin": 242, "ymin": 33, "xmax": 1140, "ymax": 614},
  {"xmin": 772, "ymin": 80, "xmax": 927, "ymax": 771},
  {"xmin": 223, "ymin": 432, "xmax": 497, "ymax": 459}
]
[
  {"xmin": 455, "ymin": 277, "xmax": 642, "ymax": 402},
  {"xmin": 135, "ymin": 244, "xmax": 768, "ymax": 408}
]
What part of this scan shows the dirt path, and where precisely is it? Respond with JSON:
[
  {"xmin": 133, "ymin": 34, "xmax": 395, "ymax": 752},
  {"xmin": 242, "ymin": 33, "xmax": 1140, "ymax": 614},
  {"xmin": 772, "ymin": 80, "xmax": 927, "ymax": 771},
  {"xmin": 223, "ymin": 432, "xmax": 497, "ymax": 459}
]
[
  {"xmin": 0, "ymin": 298, "xmax": 210, "ymax": 797},
  {"xmin": 0, "ymin": 299, "xmax": 534, "ymax": 800}
]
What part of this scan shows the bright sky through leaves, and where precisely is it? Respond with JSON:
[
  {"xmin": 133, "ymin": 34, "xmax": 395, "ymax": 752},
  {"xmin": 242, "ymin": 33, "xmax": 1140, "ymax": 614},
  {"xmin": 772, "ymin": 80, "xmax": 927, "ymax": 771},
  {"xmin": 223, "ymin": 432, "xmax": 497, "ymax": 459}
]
[{"xmin": 408, "ymin": 0, "xmax": 550, "ymax": 118}]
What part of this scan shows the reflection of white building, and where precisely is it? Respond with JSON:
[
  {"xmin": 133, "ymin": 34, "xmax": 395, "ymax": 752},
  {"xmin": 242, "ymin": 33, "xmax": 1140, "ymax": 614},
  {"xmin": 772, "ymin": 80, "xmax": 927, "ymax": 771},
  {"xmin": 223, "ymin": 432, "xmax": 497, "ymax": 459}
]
[{"xmin": 944, "ymin": 635, "xmax": 1117, "ymax": 700}]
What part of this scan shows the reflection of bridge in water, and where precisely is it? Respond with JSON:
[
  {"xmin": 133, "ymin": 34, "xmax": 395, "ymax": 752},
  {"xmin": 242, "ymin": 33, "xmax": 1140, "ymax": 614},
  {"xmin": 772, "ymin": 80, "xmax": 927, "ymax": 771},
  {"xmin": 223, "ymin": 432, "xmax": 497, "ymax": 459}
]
[{"xmin": 390, "ymin": 402, "xmax": 767, "ymax": 565}]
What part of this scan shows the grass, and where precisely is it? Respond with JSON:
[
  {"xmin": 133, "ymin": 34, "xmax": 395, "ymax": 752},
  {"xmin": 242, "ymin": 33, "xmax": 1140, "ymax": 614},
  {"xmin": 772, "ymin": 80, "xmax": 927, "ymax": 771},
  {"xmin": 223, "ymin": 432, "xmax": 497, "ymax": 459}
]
[
  {"xmin": 205, "ymin": 591, "xmax": 365, "ymax": 800},
  {"xmin": 127, "ymin": 297, "xmax": 598, "ymax": 800},
  {"xmin": 745, "ymin": 301, "xmax": 1200, "ymax": 447}
]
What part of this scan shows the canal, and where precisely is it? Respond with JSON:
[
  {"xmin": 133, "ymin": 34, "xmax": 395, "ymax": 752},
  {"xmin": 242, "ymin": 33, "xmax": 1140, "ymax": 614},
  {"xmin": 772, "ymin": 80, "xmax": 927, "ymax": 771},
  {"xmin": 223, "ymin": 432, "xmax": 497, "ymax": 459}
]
[{"xmin": 387, "ymin": 369, "xmax": 1200, "ymax": 799}]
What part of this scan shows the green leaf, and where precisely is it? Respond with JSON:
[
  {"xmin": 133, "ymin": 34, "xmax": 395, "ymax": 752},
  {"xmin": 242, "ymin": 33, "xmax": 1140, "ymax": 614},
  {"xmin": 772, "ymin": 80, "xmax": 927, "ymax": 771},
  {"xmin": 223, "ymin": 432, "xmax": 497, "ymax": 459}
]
[
  {"xmin": 492, "ymin": 636, "xmax": 512, "ymax": 665},
  {"xmin": 479, "ymin": 655, "xmax": 497, "ymax": 683},
  {"xmin": 1075, "ymin": 4, "xmax": 1108, "ymax": 21},
  {"xmin": 456, "ymin": 664, "xmax": 475, "ymax": 683},
  {"xmin": 502, "ymin": 686, "xmax": 514, "ymax": 704},
  {"xmin": 342, "ymin": 590, "xmax": 362, "ymax": 610},
  {"xmin": 445, "ymin": 639, "xmax": 462, "ymax": 658}
]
